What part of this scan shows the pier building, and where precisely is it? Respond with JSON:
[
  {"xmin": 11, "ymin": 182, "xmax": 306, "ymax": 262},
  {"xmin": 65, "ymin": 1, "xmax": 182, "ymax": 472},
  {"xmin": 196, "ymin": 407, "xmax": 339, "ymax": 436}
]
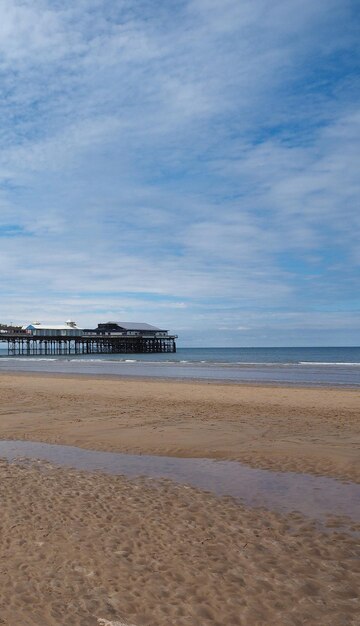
[
  {"xmin": 23, "ymin": 321, "xmax": 82, "ymax": 336},
  {"xmin": 85, "ymin": 322, "xmax": 170, "ymax": 337}
]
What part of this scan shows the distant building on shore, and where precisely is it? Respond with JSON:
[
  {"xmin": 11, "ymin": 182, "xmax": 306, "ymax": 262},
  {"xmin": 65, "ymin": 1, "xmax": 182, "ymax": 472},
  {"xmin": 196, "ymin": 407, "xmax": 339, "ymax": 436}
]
[{"xmin": 0, "ymin": 324, "xmax": 23, "ymax": 334}]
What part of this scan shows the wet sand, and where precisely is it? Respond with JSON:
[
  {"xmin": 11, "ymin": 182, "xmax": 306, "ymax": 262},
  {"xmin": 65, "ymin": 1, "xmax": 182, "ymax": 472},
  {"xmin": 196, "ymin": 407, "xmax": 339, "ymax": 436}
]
[
  {"xmin": 0, "ymin": 372, "xmax": 359, "ymax": 624},
  {"xmin": 0, "ymin": 372, "xmax": 359, "ymax": 481},
  {"xmin": 0, "ymin": 460, "xmax": 359, "ymax": 626}
]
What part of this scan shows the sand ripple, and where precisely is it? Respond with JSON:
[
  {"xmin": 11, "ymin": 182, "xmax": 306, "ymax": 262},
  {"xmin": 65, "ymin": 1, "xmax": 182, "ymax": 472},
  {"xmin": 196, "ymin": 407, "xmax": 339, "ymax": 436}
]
[{"xmin": 0, "ymin": 460, "xmax": 359, "ymax": 625}]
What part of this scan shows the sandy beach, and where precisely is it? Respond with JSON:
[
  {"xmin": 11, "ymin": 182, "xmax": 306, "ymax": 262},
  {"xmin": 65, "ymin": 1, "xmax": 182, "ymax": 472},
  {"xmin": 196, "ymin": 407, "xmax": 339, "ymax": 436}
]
[
  {"xmin": 0, "ymin": 373, "xmax": 359, "ymax": 481},
  {"xmin": 0, "ymin": 372, "xmax": 359, "ymax": 625}
]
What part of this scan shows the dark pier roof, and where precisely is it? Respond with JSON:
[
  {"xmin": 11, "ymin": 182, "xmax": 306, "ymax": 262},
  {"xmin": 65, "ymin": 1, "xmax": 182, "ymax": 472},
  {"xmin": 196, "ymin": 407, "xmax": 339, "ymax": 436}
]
[{"xmin": 100, "ymin": 322, "xmax": 167, "ymax": 332}]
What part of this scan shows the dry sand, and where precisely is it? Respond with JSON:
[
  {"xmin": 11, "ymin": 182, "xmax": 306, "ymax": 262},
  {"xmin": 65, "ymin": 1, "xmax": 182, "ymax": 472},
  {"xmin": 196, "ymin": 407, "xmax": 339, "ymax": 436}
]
[{"xmin": 0, "ymin": 373, "xmax": 359, "ymax": 625}]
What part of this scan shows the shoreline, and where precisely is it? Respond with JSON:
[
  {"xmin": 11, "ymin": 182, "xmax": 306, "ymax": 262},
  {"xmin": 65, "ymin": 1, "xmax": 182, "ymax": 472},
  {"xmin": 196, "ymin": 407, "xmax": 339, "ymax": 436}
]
[
  {"xmin": 0, "ymin": 367, "xmax": 360, "ymax": 389},
  {"xmin": 1, "ymin": 371, "xmax": 359, "ymax": 482},
  {"xmin": 1, "ymin": 347, "xmax": 360, "ymax": 387}
]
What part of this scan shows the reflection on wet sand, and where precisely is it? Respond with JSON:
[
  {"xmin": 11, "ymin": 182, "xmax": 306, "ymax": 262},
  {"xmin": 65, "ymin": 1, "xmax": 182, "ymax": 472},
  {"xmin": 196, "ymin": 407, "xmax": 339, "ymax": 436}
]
[{"xmin": 0, "ymin": 440, "xmax": 359, "ymax": 524}]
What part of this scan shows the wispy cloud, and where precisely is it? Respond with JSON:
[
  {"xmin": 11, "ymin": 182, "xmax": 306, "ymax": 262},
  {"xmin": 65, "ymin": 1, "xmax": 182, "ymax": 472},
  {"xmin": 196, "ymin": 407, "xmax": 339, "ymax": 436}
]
[{"xmin": 0, "ymin": 0, "xmax": 359, "ymax": 344}]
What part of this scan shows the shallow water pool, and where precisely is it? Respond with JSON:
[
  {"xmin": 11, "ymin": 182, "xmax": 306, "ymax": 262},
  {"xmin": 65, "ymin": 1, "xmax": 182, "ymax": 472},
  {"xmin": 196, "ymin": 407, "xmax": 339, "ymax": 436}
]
[{"xmin": 1, "ymin": 440, "xmax": 359, "ymax": 526}]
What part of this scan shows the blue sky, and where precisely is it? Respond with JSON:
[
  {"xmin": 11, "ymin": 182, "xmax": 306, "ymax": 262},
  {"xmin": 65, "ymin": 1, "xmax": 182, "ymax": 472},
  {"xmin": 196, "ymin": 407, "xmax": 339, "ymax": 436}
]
[{"xmin": 0, "ymin": 0, "xmax": 359, "ymax": 346}]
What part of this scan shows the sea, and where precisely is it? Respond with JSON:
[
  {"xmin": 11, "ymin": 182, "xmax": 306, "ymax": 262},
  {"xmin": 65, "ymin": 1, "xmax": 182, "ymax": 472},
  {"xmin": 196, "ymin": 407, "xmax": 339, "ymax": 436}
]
[{"xmin": 0, "ymin": 346, "xmax": 359, "ymax": 386}]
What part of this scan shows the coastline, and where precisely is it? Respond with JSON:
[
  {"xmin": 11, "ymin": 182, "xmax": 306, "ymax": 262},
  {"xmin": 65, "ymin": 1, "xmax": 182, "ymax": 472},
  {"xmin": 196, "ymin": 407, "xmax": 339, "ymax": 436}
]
[
  {"xmin": 1, "ymin": 346, "xmax": 360, "ymax": 387},
  {"xmin": 1, "ymin": 371, "xmax": 359, "ymax": 482},
  {"xmin": 0, "ymin": 366, "xmax": 360, "ymax": 389}
]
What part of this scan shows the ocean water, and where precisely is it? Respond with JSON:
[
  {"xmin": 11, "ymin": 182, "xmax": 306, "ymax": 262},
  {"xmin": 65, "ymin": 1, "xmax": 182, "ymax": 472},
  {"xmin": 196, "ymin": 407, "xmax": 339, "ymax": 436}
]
[{"xmin": 0, "ymin": 346, "xmax": 359, "ymax": 386}]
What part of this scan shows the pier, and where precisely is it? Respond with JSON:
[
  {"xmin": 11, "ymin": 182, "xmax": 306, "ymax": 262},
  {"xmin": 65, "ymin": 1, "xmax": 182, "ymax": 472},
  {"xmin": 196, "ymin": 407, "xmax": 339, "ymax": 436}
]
[
  {"xmin": 2, "ymin": 333, "xmax": 177, "ymax": 356},
  {"xmin": 0, "ymin": 321, "xmax": 177, "ymax": 355}
]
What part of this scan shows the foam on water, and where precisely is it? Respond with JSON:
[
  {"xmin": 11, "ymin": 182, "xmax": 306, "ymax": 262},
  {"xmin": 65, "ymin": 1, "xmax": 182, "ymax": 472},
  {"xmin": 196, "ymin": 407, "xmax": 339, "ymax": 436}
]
[{"xmin": 300, "ymin": 362, "xmax": 360, "ymax": 366}]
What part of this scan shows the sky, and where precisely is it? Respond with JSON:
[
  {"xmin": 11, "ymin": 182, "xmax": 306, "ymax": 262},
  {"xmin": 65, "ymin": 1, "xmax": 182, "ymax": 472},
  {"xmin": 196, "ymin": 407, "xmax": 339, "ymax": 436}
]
[{"xmin": 0, "ymin": 0, "xmax": 359, "ymax": 346}]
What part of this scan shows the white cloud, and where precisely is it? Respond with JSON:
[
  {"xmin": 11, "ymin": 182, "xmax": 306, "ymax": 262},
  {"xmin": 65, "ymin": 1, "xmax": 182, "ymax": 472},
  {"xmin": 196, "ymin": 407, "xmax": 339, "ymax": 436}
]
[{"xmin": 0, "ymin": 0, "xmax": 358, "ymax": 344}]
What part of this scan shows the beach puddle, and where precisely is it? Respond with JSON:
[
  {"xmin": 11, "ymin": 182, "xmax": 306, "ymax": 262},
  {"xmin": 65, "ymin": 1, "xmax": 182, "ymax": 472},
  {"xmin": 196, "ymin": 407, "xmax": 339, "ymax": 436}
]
[{"xmin": 0, "ymin": 440, "xmax": 359, "ymax": 525}]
